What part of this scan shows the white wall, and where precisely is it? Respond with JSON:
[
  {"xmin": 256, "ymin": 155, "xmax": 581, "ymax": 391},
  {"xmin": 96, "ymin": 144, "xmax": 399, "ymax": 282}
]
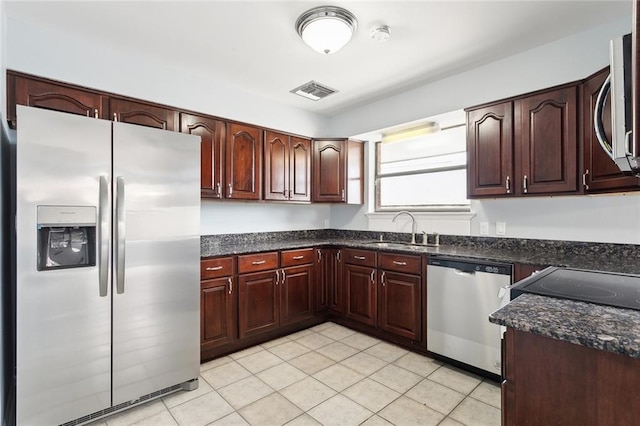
[
  {"xmin": 5, "ymin": 13, "xmax": 639, "ymax": 244},
  {"xmin": 328, "ymin": 17, "xmax": 631, "ymax": 137},
  {"xmin": 201, "ymin": 201, "xmax": 331, "ymax": 235},
  {"xmin": 330, "ymin": 17, "xmax": 640, "ymax": 245},
  {"xmin": 472, "ymin": 194, "xmax": 640, "ymax": 244},
  {"xmin": 5, "ymin": 17, "xmax": 328, "ymax": 138}
]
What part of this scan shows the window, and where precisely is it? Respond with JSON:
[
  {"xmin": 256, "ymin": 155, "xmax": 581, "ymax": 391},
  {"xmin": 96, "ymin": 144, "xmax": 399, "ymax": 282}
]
[{"xmin": 375, "ymin": 116, "xmax": 470, "ymax": 212}]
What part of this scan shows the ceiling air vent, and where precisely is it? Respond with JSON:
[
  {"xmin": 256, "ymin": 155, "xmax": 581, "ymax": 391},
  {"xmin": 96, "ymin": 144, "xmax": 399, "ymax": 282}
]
[{"xmin": 290, "ymin": 80, "xmax": 338, "ymax": 101}]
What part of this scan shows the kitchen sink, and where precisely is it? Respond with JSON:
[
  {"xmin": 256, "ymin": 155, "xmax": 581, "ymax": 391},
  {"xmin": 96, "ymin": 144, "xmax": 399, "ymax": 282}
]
[
  {"xmin": 362, "ymin": 240, "xmax": 441, "ymax": 249},
  {"xmin": 363, "ymin": 241, "xmax": 431, "ymax": 250}
]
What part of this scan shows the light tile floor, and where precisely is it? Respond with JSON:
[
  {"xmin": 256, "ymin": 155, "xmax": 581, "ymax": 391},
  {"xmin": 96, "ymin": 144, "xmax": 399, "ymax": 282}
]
[{"xmin": 91, "ymin": 322, "xmax": 501, "ymax": 426}]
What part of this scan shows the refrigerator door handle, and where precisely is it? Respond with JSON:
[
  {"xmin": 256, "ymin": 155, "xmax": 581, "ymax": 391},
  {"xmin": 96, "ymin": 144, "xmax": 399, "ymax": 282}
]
[
  {"xmin": 115, "ymin": 176, "xmax": 126, "ymax": 294},
  {"xmin": 98, "ymin": 175, "xmax": 109, "ymax": 297}
]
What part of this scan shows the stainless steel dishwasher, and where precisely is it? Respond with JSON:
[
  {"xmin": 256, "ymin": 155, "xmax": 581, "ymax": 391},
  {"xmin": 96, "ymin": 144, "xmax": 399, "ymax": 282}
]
[{"xmin": 427, "ymin": 256, "xmax": 512, "ymax": 375}]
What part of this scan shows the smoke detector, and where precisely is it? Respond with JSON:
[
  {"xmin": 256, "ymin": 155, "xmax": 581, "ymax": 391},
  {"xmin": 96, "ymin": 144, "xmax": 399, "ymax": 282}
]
[{"xmin": 370, "ymin": 25, "xmax": 391, "ymax": 43}]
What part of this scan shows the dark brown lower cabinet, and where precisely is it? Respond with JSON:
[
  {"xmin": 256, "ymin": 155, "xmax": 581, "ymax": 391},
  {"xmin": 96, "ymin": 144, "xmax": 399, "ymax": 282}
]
[
  {"xmin": 280, "ymin": 264, "xmax": 314, "ymax": 326},
  {"xmin": 503, "ymin": 328, "xmax": 640, "ymax": 425},
  {"xmin": 238, "ymin": 270, "xmax": 279, "ymax": 338},
  {"xmin": 201, "ymin": 277, "xmax": 236, "ymax": 352},
  {"xmin": 344, "ymin": 264, "xmax": 377, "ymax": 326},
  {"xmin": 378, "ymin": 270, "xmax": 421, "ymax": 341}
]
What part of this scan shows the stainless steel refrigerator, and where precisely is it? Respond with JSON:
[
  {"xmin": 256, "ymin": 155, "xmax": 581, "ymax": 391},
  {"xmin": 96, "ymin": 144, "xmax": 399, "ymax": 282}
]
[{"xmin": 15, "ymin": 106, "xmax": 200, "ymax": 425}]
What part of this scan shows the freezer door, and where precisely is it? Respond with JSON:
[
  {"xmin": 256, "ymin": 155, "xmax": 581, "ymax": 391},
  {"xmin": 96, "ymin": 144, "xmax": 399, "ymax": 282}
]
[
  {"xmin": 112, "ymin": 122, "xmax": 200, "ymax": 404},
  {"xmin": 16, "ymin": 106, "xmax": 112, "ymax": 425}
]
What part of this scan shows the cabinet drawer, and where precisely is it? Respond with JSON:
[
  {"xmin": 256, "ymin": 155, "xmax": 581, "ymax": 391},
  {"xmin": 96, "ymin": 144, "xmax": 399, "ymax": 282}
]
[
  {"xmin": 343, "ymin": 249, "xmax": 377, "ymax": 267},
  {"xmin": 281, "ymin": 248, "xmax": 314, "ymax": 267},
  {"xmin": 379, "ymin": 253, "xmax": 421, "ymax": 274},
  {"xmin": 238, "ymin": 252, "xmax": 279, "ymax": 274},
  {"xmin": 201, "ymin": 257, "xmax": 234, "ymax": 279}
]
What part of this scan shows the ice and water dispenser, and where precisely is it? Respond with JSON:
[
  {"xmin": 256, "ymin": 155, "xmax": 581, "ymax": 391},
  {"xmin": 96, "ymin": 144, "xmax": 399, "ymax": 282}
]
[{"xmin": 36, "ymin": 206, "xmax": 97, "ymax": 271}]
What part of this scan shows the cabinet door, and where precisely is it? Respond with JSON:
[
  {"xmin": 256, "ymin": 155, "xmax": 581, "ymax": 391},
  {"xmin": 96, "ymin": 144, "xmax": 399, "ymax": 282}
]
[
  {"xmin": 466, "ymin": 102, "xmax": 514, "ymax": 197},
  {"xmin": 329, "ymin": 250, "xmax": 344, "ymax": 314},
  {"xmin": 312, "ymin": 139, "xmax": 346, "ymax": 202},
  {"xmin": 181, "ymin": 113, "xmax": 226, "ymax": 198},
  {"xmin": 280, "ymin": 265, "xmax": 313, "ymax": 326},
  {"xmin": 110, "ymin": 98, "xmax": 177, "ymax": 131},
  {"xmin": 582, "ymin": 68, "xmax": 640, "ymax": 192},
  {"xmin": 290, "ymin": 137, "xmax": 312, "ymax": 202},
  {"xmin": 378, "ymin": 271, "xmax": 421, "ymax": 341},
  {"xmin": 315, "ymin": 249, "xmax": 329, "ymax": 312},
  {"xmin": 8, "ymin": 72, "xmax": 108, "ymax": 127},
  {"xmin": 238, "ymin": 270, "xmax": 279, "ymax": 338},
  {"xmin": 201, "ymin": 277, "xmax": 236, "ymax": 352},
  {"xmin": 516, "ymin": 86, "xmax": 579, "ymax": 195},
  {"xmin": 264, "ymin": 131, "xmax": 289, "ymax": 201},
  {"xmin": 344, "ymin": 264, "xmax": 377, "ymax": 326},
  {"xmin": 226, "ymin": 123, "xmax": 262, "ymax": 200}
]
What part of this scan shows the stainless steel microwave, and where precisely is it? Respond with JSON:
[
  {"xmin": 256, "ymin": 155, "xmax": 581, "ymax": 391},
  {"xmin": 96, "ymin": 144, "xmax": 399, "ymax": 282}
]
[{"xmin": 594, "ymin": 33, "xmax": 640, "ymax": 176}]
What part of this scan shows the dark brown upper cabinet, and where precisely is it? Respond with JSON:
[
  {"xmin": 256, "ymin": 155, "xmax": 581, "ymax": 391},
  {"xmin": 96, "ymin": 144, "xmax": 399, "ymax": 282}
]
[
  {"xmin": 467, "ymin": 83, "xmax": 580, "ymax": 198},
  {"xmin": 226, "ymin": 123, "xmax": 262, "ymax": 200},
  {"xmin": 467, "ymin": 102, "xmax": 514, "ymax": 197},
  {"xmin": 110, "ymin": 98, "xmax": 178, "ymax": 131},
  {"xmin": 180, "ymin": 113, "xmax": 226, "ymax": 198},
  {"xmin": 582, "ymin": 68, "xmax": 640, "ymax": 192},
  {"xmin": 515, "ymin": 85, "xmax": 579, "ymax": 195},
  {"xmin": 7, "ymin": 71, "xmax": 108, "ymax": 128},
  {"xmin": 264, "ymin": 131, "xmax": 311, "ymax": 202},
  {"xmin": 312, "ymin": 139, "xmax": 364, "ymax": 203}
]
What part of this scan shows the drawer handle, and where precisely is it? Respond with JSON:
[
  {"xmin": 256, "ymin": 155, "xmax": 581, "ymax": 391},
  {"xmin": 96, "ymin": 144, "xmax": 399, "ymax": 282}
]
[
  {"xmin": 252, "ymin": 260, "xmax": 266, "ymax": 265},
  {"xmin": 354, "ymin": 256, "xmax": 366, "ymax": 260},
  {"xmin": 292, "ymin": 255, "xmax": 304, "ymax": 260},
  {"xmin": 206, "ymin": 266, "xmax": 223, "ymax": 271},
  {"xmin": 392, "ymin": 261, "xmax": 407, "ymax": 266}
]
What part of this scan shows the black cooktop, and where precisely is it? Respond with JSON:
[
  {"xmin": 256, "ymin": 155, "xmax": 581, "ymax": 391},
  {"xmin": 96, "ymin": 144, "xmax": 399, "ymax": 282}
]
[{"xmin": 511, "ymin": 267, "xmax": 640, "ymax": 311}]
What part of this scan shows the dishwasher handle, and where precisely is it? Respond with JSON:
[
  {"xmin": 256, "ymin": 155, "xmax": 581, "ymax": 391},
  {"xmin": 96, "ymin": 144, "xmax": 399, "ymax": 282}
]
[{"xmin": 453, "ymin": 269, "xmax": 475, "ymax": 277}]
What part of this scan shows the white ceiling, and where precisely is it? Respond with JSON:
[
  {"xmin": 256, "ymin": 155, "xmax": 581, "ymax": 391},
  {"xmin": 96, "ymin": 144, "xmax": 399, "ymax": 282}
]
[{"xmin": 4, "ymin": 0, "xmax": 632, "ymax": 117}]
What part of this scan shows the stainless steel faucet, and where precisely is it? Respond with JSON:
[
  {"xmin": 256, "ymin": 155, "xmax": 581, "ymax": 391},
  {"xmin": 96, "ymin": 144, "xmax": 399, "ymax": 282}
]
[{"xmin": 392, "ymin": 210, "xmax": 417, "ymax": 244}]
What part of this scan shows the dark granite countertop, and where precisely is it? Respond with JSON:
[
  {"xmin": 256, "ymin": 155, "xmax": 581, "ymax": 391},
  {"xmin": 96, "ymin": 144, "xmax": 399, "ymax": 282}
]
[
  {"xmin": 490, "ymin": 294, "xmax": 640, "ymax": 358},
  {"xmin": 201, "ymin": 231, "xmax": 640, "ymax": 274}
]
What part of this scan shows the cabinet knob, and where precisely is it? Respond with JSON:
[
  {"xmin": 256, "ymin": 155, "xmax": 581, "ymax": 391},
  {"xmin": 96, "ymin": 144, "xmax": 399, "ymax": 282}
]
[
  {"xmin": 228, "ymin": 184, "xmax": 233, "ymax": 196},
  {"xmin": 292, "ymin": 255, "xmax": 304, "ymax": 260},
  {"xmin": 205, "ymin": 266, "xmax": 223, "ymax": 271},
  {"xmin": 317, "ymin": 249, "xmax": 322, "ymax": 262},
  {"xmin": 341, "ymin": 189, "xmax": 345, "ymax": 201},
  {"xmin": 523, "ymin": 175, "xmax": 528, "ymax": 194},
  {"xmin": 370, "ymin": 269, "xmax": 375, "ymax": 283},
  {"xmin": 381, "ymin": 271, "xmax": 386, "ymax": 286},
  {"xmin": 505, "ymin": 176, "xmax": 511, "ymax": 194},
  {"xmin": 228, "ymin": 277, "xmax": 233, "ymax": 294},
  {"xmin": 113, "ymin": 112, "xmax": 118, "ymax": 122}
]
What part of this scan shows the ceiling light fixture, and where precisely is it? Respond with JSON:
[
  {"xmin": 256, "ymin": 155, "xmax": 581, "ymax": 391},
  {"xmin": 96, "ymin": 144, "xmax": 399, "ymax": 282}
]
[
  {"xmin": 370, "ymin": 25, "xmax": 391, "ymax": 43},
  {"xmin": 295, "ymin": 6, "xmax": 358, "ymax": 55},
  {"xmin": 382, "ymin": 122, "xmax": 441, "ymax": 143}
]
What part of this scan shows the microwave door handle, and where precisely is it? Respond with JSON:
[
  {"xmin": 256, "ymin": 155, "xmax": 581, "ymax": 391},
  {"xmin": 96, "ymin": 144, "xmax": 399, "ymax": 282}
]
[
  {"xmin": 594, "ymin": 74, "xmax": 615, "ymax": 161},
  {"xmin": 115, "ymin": 176, "xmax": 126, "ymax": 294},
  {"xmin": 98, "ymin": 175, "xmax": 109, "ymax": 297}
]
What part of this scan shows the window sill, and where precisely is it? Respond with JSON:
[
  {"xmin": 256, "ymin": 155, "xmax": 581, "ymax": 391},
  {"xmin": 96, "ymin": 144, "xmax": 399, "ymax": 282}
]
[{"xmin": 365, "ymin": 211, "xmax": 476, "ymax": 221}]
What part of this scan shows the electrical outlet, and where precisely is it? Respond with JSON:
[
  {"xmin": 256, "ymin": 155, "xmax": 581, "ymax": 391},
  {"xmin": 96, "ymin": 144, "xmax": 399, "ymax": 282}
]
[
  {"xmin": 496, "ymin": 222, "xmax": 506, "ymax": 236},
  {"xmin": 480, "ymin": 222, "xmax": 489, "ymax": 235}
]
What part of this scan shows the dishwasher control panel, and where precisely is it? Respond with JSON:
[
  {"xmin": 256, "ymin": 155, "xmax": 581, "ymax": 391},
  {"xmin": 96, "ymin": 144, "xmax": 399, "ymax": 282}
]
[{"xmin": 427, "ymin": 256, "xmax": 512, "ymax": 276}]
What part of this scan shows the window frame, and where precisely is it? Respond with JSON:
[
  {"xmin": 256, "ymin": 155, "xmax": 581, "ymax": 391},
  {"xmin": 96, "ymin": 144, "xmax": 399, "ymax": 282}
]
[{"xmin": 374, "ymin": 124, "xmax": 470, "ymax": 213}]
